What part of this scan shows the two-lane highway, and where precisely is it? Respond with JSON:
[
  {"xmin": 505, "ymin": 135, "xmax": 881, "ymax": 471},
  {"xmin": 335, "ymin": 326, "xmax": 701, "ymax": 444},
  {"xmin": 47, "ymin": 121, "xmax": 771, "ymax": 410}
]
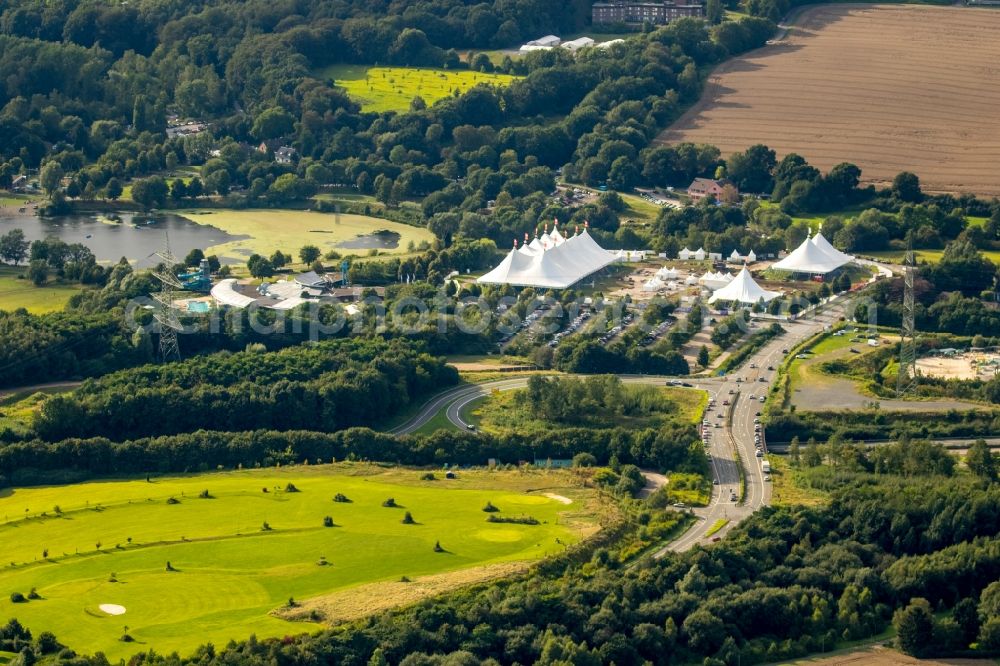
[{"xmin": 391, "ymin": 295, "xmax": 857, "ymax": 553}]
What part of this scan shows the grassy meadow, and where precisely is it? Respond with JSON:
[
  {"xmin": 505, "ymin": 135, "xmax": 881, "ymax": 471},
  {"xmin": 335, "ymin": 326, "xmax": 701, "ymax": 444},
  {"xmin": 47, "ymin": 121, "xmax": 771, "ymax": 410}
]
[
  {"xmin": 0, "ymin": 266, "xmax": 83, "ymax": 313},
  {"xmin": 472, "ymin": 384, "xmax": 705, "ymax": 435},
  {"xmin": 174, "ymin": 209, "xmax": 435, "ymax": 263},
  {"xmin": 0, "ymin": 464, "xmax": 597, "ymax": 659},
  {"xmin": 867, "ymin": 248, "xmax": 1000, "ymax": 265},
  {"xmin": 317, "ymin": 65, "xmax": 519, "ymax": 113}
]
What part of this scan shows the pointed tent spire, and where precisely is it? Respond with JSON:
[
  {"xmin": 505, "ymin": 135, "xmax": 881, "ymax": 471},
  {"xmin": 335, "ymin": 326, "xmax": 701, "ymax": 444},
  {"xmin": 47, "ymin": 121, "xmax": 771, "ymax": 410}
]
[
  {"xmin": 544, "ymin": 222, "xmax": 549, "ymax": 233},
  {"xmin": 524, "ymin": 232, "xmax": 530, "ymax": 242},
  {"xmin": 513, "ymin": 238, "xmax": 518, "ymax": 248},
  {"xmin": 553, "ymin": 218, "xmax": 559, "ymax": 227},
  {"xmin": 575, "ymin": 225, "xmax": 580, "ymax": 235},
  {"xmin": 584, "ymin": 220, "xmax": 589, "ymax": 229}
]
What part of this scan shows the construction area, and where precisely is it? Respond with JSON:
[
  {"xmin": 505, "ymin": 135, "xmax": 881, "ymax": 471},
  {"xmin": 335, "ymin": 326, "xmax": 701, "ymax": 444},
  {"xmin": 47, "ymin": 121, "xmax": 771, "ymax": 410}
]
[{"xmin": 916, "ymin": 351, "xmax": 1000, "ymax": 381}]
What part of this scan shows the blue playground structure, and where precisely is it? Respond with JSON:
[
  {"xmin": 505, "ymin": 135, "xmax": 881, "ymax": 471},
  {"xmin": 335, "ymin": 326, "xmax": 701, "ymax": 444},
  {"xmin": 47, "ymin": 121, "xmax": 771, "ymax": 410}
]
[{"xmin": 177, "ymin": 259, "xmax": 212, "ymax": 292}]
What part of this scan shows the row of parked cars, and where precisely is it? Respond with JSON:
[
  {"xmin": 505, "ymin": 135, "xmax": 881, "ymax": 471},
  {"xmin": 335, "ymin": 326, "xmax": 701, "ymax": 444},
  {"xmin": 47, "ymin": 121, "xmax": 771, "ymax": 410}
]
[
  {"xmin": 547, "ymin": 311, "xmax": 592, "ymax": 348},
  {"xmin": 640, "ymin": 319, "xmax": 673, "ymax": 347},
  {"xmin": 598, "ymin": 311, "xmax": 634, "ymax": 344}
]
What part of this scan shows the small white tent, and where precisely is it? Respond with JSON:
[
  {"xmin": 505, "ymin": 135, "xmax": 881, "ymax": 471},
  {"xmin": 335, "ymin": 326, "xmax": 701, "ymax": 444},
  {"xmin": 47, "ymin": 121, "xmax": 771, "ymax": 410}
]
[
  {"xmin": 708, "ymin": 267, "xmax": 781, "ymax": 304},
  {"xmin": 728, "ymin": 249, "xmax": 741, "ymax": 262},
  {"xmin": 678, "ymin": 247, "xmax": 692, "ymax": 261},
  {"xmin": 642, "ymin": 276, "xmax": 665, "ymax": 292},
  {"xmin": 746, "ymin": 249, "xmax": 757, "ymax": 263},
  {"xmin": 693, "ymin": 248, "xmax": 706, "ymax": 261}
]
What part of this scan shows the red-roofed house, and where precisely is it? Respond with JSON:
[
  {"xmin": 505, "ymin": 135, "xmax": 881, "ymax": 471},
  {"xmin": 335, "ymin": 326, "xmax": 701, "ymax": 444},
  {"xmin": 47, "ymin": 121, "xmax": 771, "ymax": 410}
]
[{"xmin": 687, "ymin": 178, "xmax": 735, "ymax": 202}]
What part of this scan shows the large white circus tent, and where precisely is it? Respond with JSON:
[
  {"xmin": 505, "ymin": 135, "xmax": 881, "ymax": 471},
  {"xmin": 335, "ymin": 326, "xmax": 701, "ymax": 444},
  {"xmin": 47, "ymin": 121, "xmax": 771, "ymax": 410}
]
[
  {"xmin": 708, "ymin": 267, "xmax": 781, "ymax": 304},
  {"xmin": 477, "ymin": 222, "xmax": 619, "ymax": 289},
  {"xmin": 810, "ymin": 232, "xmax": 853, "ymax": 265},
  {"xmin": 773, "ymin": 231, "xmax": 854, "ymax": 274}
]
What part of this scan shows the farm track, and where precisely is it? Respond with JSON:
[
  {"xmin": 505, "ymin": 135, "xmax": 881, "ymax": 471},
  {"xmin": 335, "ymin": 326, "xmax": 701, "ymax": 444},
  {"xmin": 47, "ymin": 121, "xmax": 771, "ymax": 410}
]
[{"xmin": 659, "ymin": 4, "xmax": 1000, "ymax": 195}]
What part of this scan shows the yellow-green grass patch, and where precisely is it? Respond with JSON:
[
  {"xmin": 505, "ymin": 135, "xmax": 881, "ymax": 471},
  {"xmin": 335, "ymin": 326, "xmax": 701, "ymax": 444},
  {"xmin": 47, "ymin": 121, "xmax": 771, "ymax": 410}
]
[
  {"xmin": 867, "ymin": 248, "xmax": 1000, "ymax": 265},
  {"xmin": 704, "ymin": 518, "xmax": 728, "ymax": 537},
  {"xmin": 0, "ymin": 465, "xmax": 597, "ymax": 660},
  {"xmin": 768, "ymin": 456, "xmax": 829, "ymax": 507},
  {"xmin": 317, "ymin": 65, "xmax": 520, "ymax": 113},
  {"xmin": 0, "ymin": 266, "xmax": 83, "ymax": 314},
  {"xmin": 173, "ymin": 208, "xmax": 434, "ymax": 264}
]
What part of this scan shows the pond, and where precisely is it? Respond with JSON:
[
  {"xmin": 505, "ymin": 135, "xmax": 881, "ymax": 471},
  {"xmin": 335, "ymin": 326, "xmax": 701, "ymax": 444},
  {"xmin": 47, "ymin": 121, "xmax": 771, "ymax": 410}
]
[
  {"xmin": 0, "ymin": 211, "xmax": 246, "ymax": 267},
  {"xmin": 336, "ymin": 229, "xmax": 401, "ymax": 250}
]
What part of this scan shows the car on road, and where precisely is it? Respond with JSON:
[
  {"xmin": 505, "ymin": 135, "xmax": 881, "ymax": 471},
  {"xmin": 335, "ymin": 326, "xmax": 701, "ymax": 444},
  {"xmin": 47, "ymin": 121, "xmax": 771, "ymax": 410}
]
[
  {"xmin": 728, "ymin": 389, "xmax": 735, "ymax": 395},
  {"xmin": 466, "ymin": 424, "xmax": 476, "ymax": 431},
  {"xmin": 759, "ymin": 396, "xmax": 766, "ymax": 403},
  {"xmin": 755, "ymin": 411, "xmax": 761, "ymax": 416},
  {"xmin": 767, "ymin": 365, "xmax": 774, "ymax": 371},
  {"xmin": 672, "ymin": 502, "xmax": 686, "ymax": 508},
  {"xmin": 715, "ymin": 423, "xmax": 721, "ymax": 428},
  {"xmin": 755, "ymin": 450, "xmax": 763, "ymax": 457},
  {"xmin": 668, "ymin": 379, "xmax": 683, "ymax": 386},
  {"xmin": 723, "ymin": 399, "xmax": 730, "ymax": 405},
  {"xmin": 681, "ymin": 382, "xmax": 693, "ymax": 387},
  {"xmin": 764, "ymin": 475, "xmax": 771, "ymax": 481},
  {"xmin": 759, "ymin": 377, "xmax": 767, "ymax": 382},
  {"xmin": 749, "ymin": 394, "xmax": 755, "ymax": 400},
  {"xmin": 781, "ymin": 348, "xmax": 788, "ymax": 353},
  {"xmin": 750, "ymin": 363, "xmax": 756, "ymax": 368},
  {"xmin": 713, "ymin": 479, "xmax": 719, "ymax": 485}
]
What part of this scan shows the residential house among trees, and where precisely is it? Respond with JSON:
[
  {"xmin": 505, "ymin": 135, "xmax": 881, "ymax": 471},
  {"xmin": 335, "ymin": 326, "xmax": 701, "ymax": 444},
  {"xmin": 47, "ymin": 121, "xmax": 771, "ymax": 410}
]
[
  {"xmin": 275, "ymin": 146, "xmax": 297, "ymax": 164},
  {"xmin": 687, "ymin": 177, "xmax": 736, "ymax": 202}
]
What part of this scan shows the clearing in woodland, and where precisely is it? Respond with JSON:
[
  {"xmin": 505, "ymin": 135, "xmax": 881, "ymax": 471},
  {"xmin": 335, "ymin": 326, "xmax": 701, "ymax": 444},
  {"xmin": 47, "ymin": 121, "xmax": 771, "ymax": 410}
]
[
  {"xmin": 0, "ymin": 465, "xmax": 597, "ymax": 660},
  {"xmin": 659, "ymin": 4, "xmax": 1000, "ymax": 196},
  {"xmin": 317, "ymin": 65, "xmax": 519, "ymax": 113}
]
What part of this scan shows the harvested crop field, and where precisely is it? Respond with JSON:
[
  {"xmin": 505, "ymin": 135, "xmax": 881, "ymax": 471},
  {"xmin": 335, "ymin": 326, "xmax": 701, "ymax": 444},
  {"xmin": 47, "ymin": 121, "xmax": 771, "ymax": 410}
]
[{"xmin": 660, "ymin": 4, "xmax": 1000, "ymax": 195}]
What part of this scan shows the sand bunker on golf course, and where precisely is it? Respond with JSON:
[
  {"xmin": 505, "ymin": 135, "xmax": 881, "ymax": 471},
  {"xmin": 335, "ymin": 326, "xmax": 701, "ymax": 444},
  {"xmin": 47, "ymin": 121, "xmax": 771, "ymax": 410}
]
[{"xmin": 99, "ymin": 604, "xmax": 126, "ymax": 616}]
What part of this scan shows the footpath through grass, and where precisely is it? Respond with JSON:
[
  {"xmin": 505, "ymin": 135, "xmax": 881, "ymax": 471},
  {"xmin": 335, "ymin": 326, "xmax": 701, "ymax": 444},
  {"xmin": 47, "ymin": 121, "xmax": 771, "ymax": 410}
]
[
  {"xmin": 317, "ymin": 65, "xmax": 519, "ymax": 113},
  {"xmin": 0, "ymin": 266, "xmax": 83, "ymax": 313},
  {"xmin": 0, "ymin": 464, "xmax": 597, "ymax": 660}
]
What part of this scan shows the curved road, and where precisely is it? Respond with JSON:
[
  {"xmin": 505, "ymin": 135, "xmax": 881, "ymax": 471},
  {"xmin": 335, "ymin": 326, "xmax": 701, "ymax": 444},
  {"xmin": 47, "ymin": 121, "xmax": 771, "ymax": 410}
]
[{"xmin": 391, "ymin": 297, "xmax": 855, "ymax": 553}]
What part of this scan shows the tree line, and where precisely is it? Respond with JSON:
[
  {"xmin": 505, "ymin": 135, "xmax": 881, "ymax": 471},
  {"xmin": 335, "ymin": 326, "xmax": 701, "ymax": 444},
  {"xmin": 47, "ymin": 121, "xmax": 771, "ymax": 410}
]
[{"xmin": 29, "ymin": 337, "xmax": 457, "ymax": 442}]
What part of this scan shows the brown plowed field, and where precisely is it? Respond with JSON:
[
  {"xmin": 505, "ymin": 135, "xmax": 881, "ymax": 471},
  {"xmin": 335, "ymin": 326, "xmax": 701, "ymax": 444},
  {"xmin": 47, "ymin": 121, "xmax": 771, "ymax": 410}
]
[{"xmin": 659, "ymin": 4, "xmax": 1000, "ymax": 195}]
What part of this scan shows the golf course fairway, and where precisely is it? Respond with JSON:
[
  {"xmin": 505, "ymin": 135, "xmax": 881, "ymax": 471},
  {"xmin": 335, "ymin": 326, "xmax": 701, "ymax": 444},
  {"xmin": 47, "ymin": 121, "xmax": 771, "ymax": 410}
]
[{"xmin": 0, "ymin": 464, "xmax": 598, "ymax": 659}]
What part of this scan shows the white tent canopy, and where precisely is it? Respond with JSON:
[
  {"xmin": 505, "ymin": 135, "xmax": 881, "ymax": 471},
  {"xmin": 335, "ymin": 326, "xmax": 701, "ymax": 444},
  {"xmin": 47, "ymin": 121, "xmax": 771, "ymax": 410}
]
[
  {"xmin": 678, "ymin": 247, "xmax": 692, "ymax": 260},
  {"xmin": 773, "ymin": 233, "xmax": 853, "ymax": 274},
  {"xmin": 746, "ymin": 249, "xmax": 757, "ymax": 262},
  {"xmin": 693, "ymin": 247, "xmax": 706, "ymax": 261},
  {"xmin": 477, "ymin": 228, "xmax": 617, "ymax": 289},
  {"xmin": 708, "ymin": 267, "xmax": 781, "ymax": 304},
  {"xmin": 656, "ymin": 267, "xmax": 678, "ymax": 280},
  {"xmin": 728, "ymin": 249, "xmax": 741, "ymax": 262},
  {"xmin": 642, "ymin": 276, "xmax": 665, "ymax": 292},
  {"xmin": 810, "ymin": 232, "xmax": 853, "ymax": 265}
]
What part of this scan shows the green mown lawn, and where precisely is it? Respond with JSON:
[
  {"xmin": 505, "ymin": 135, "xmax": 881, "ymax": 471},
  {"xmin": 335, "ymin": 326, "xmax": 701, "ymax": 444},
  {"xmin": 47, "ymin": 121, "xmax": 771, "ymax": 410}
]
[
  {"xmin": 0, "ymin": 465, "xmax": 596, "ymax": 660},
  {"xmin": 316, "ymin": 65, "xmax": 519, "ymax": 113},
  {"xmin": 0, "ymin": 266, "xmax": 83, "ymax": 314}
]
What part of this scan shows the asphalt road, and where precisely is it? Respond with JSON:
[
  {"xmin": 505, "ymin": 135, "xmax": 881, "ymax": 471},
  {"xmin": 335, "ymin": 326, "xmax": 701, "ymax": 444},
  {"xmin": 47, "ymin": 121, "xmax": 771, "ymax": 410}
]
[{"xmin": 391, "ymin": 297, "xmax": 856, "ymax": 553}]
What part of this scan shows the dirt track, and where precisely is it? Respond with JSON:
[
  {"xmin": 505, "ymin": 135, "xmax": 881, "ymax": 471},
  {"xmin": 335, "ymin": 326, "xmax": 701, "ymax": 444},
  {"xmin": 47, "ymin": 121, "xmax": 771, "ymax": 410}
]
[{"xmin": 659, "ymin": 4, "xmax": 1000, "ymax": 195}]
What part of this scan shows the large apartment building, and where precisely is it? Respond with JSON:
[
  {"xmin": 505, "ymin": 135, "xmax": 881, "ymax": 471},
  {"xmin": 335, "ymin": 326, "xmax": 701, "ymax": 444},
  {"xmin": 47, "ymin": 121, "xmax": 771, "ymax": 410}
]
[{"xmin": 592, "ymin": 1, "xmax": 705, "ymax": 25}]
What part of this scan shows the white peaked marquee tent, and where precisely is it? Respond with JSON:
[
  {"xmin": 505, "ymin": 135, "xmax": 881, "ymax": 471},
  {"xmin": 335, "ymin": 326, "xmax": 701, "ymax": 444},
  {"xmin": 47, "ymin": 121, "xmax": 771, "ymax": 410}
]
[
  {"xmin": 773, "ymin": 232, "xmax": 854, "ymax": 274},
  {"xmin": 708, "ymin": 267, "xmax": 781, "ymax": 304},
  {"xmin": 478, "ymin": 223, "xmax": 619, "ymax": 289}
]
